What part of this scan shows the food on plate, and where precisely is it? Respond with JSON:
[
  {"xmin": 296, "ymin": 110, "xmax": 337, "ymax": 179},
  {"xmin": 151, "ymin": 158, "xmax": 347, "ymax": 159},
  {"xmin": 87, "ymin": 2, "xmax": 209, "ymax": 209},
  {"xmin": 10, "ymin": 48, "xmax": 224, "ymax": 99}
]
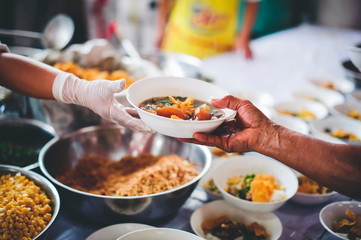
[
  {"xmin": 333, "ymin": 209, "xmax": 361, "ymax": 240},
  {"xmin": 225, "ymin": 173, "xmax": 286, "ymax": 203},
  {"xmin": 0, "ymin": 173, "xmax": 53, "ymax": 240},
  {"xmin": 324, "ymin": 128, "xmax": 360, "ymax": 141},
  {"xmin": 53, "ymin": 61, "xmax": 136, "ymax": 88},
  {"xmin": 56, "ymin": 153, "xmax": 199, "ymax": 196},
  {"xmin": 348, "ymin": 109, "xmax": 361, "ymax": 121},
  {"xmin": 201, "ymin": 215, "xmax": 269, "ymax": 240},
  {"xmin": 315, "ymin": 81, "xmax": 337, "ymax": 91},
  {"xmin": 297, "ymin": 175, "xmax": 332, "ymax": 194},
  {"xmin": 0, "ymin": 142, "xmax": 38, "ymax": 167},
  {"xmin": 211, "ymin": 147, "xmax": 240, "ymax": 158},
  {"xmin": 277, "ymin": 109, "xmax": 316, "ymax": 120},
  {"xmin": 139, "ymin": 96, "xmax": 225, "ymax": 121},
  {"xmin": 203, "ymin": 178, "xmax": 220, "ymax": 194}
]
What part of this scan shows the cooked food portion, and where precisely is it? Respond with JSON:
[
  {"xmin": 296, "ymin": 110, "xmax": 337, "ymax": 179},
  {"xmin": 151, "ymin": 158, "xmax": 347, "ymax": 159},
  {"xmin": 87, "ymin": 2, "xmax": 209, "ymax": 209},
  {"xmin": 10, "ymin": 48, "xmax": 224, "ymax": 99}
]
[
  {"xmin": 56, "ymin": 153, "xmax": 199, "ymax": 196},
  {"xmin": 277, "ymin": 109, "xmax": 316, "ymax": 120},
  {"xmin": 333, "ymin": 209, "xmax": 361, "ymax": 240},
  {"xmin": 225, "ymin": 173, "xmax": 286, "ymax": 203},
  {"xmin": 348, "ymin": 109, "xmax": 361, "ymax": 121},
  {"xmin": 201, "ymin": 215, "xmax": 269, "ymax": 240},
  {"xmin": 139, "ymin": 96, "xmax": 224, "ymax": 121},
  {"xmin": 53, "ymin": 61, "xmax": 135, "ymax": 88},
  {"xmin": 324, "ymin": 128, "xmax": 360, "ymax": 141},
  {"xmin": 297, "ymin": 175, "xmax": 331, "ymax": 194},
  {"xmin": 0, "ymin": 142, "xmax": 38, "ymax": 167},
  {"xmin": 0, "ymin": 173, "xmax": 53, "ymax": 240},
  {"xmin": 211, "ymin": 147, "xmax": 240, "ymax": 158},
  {"xmin": 203, "ymin": 178, "xmax": 220, "ymax": 194}
]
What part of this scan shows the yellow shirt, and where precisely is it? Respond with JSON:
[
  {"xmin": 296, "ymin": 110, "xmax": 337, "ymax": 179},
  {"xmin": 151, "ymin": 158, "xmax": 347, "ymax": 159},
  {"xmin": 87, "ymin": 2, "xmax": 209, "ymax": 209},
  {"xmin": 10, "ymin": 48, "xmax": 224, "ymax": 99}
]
[{"xmin": 162, "ymin": 0, "xmax": 240, "ymax": 59}]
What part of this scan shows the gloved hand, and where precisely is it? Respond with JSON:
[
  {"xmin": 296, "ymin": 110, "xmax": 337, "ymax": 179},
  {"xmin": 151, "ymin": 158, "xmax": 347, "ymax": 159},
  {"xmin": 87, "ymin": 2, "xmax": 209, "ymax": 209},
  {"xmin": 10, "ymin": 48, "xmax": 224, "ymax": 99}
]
[{"xmin": 52, "ymin": 72, "xmax": 150, "ymax": 132}]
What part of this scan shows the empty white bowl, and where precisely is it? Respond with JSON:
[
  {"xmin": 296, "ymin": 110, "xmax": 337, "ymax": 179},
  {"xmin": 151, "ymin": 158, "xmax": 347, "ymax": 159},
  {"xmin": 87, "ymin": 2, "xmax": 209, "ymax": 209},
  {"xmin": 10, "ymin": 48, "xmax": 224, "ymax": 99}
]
[
  {"xmin": 320, "ymin": 201, "xmax": 361, "ymax": 240},
  {"xmin": 331, "ymin": 102, "xmax": 361, "ymax": 123},
  {"xmin": 126, "ymin": 76, "xmax": 235, "ymax": 138},
  {"xmin": 270, "ymin": 114, "xmax": 310, "ymax": 135},
  {"xmin": 347, "ymin": 45, "xmax": 361, "ymax": 71},
  {"xmin": 212, "ymin": 155, "xmax": 298, "ymax": 213},
  {"xmin": 309, "ymin": 77, "xmax": 355, "ymax": 94},
  {"xmin": 292, "ymin": 87, "xmax": 345, "ymax": 108},
  {"xmin": 273, "ymin": 100, "xmax": 329, "ymax": 122},
  {"xmin": 309, "ymin": 117, "xmax": 361, "ymax": 145},
  {"xmin": 190, "ymin": 200, "xmax": 282, "ymax": 240},
  {"xmin": 117, "ymin": 228, "xmax": 204, "ymax": 240}
]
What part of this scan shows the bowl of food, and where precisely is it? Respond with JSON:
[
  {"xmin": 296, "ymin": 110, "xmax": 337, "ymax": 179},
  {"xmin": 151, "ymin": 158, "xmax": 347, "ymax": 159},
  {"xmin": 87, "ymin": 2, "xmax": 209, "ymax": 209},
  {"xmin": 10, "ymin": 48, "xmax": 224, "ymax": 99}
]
[
  {"xmin": 126, "ymin": 76, "xmax": 235, "ymax": 138},
  {"xmin": 319, "ymin": 201, "xmax": 361, "ymax": 240},
  {"xmin": 273, "ymin": 100, "xmax": 329, "ymax": 122},
  {"xmin": 291, "ymin": 171, "xmax": 337, "ymax": 205},
  {"xmin": 309, "ymin": 77, "xmax": 355, "ymax": 94},
  {"xmin": 309, "ymin": 117, "xmax": 361, "ymax": 145},
  {"xmin": 292, "ymin": 87, "xmax": 345, "ymax": 108},
  {"xmin": 199, "ymin": 159, "xmax": 223, "ymax": 201},
  {"xmin": 39, "ymin": 124, "xmax": 211, "ymax": 224},
  {"xmin": 331, "ymin": 102, "xmax": 361, "ymax": 123},
  {"xmin": 190, "ymin": 200, "xmax": 282, "ymax": 240},
  {"xmin": 0, "ymin": 119, "xmax": 57, "ymax": 170},
  {"xmin": 117, "ymin": 228, "xmax": 204, "ymax": 240},
  {"xmin": 0, "ymin": 164, "xmax": 60, "ymax": 240},
  {"xmin": 212, "ymin": 155, "xmax": 298, "ymax": 213}
]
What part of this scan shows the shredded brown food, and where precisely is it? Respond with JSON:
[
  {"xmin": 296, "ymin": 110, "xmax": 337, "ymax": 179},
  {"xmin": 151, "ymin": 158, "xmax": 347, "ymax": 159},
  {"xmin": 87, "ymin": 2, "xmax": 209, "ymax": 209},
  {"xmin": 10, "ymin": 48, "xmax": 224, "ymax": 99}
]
[
  {"xmin": 56, "ymin": 153, "xmax": 199, "ymax": 196},
  {"xmin": 333, "ymin": 209, "xmax": 361, "ymax": 240},
  {"xmin": 0, "ymin": 173, "xmax": 53, "ymax": 240}
]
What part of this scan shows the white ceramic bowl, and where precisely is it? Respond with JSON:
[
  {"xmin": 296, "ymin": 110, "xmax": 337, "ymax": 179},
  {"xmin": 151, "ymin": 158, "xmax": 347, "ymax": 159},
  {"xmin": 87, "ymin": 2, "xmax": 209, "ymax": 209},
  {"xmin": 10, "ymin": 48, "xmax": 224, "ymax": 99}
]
[
  {"xmin": 212, "ymin": 155, "xmax": 298, "ymax": 213},
  {"xmin": 331, "ymin": 102, "xmax": 361, "ymax": 123},
  {"xmin": 270, "ymin": 114, "xmax": 310, "ymax": 135},
  {"xmin": 117, "ymin": 228, "xmax": 204, "ymax": 240},
  {"xmin": 349, "ymin": 89, "xmax": 361, "ymax": 104},
  {"xmin": 273, "ymin": 100, "xmax": 329, "ymax": 122},
  {"xmin": 347, "ymin": 45, "xmax": 361, "ymax": 71},
  {"xmin": 86, "ymin": 223, "xmax": 155, "ymax": 240},
  {"xmin": 190, "ymin": 200, "xmax": 282, "ymax": 240},
  {"xmin": 309, "ymin": 117, "xmax": 361, "ymax": 145},
  {"xmin": 291, "ymin": 171, "xmax": 337, "ymax": 206},
  {"xmin": 292, "ymin": 87, "xmax": 345, "ymax": 108},
  {"xmin": 320, "ymin": 201, "xmax": 361, "ymax": 240},
  {"xmin": 309, "ymin": 77, "xmax": 355, "ymax": 94},
  {"xmin": 126, "ymin": 76, "xmax": 235, "ymax": 138}
]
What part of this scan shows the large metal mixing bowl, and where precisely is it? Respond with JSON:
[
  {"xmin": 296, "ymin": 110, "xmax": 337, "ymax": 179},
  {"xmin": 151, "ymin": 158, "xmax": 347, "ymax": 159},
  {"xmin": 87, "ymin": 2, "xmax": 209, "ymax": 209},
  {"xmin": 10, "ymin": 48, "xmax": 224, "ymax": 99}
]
[
  {"xmin": 39, "ymin": 124, "xmax": 211, "ymax": 224},
  {"xmin": 0, "ymin": 164, "xmax": 60, "ymax": 240}
]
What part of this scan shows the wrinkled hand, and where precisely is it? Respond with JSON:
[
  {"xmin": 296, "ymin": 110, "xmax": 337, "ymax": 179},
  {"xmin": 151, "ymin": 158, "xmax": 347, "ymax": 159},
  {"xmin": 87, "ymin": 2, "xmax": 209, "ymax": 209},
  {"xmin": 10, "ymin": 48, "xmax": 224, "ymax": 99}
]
[
  {"xmin": 52, "ymin": 72, "xmax": 150, "ymax": 132},
  {"xmin": 179, "ymin": 95, "xmax": 274, "ymax": 153}
]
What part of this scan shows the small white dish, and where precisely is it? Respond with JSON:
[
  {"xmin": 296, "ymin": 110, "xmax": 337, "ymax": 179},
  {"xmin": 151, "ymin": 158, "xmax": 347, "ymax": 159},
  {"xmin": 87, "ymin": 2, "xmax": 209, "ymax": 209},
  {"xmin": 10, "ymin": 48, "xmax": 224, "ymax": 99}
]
[
  {"xmin": 292, "ymin": 87, "xmax": 345, "ymax": 108},
  {"xmin": 213, "ymin": 155, "xmax": 298, "ymax": 213},
  {"xmin": 331, "ymin": 102, "xmax": 361, "ymax": 123},
  {"xmin": 117, "ymin": 227, "xmax": 204, "ymax": 240},
  {"xmin": 270, "ymin": 114, "xmax": 310, "ymax": 135},
  {"xmin": 309, "ymin": 77, "xmax": 355, "ymax": 94},
  {"xmin": 126, "ymin": 76, "xmax": 235, "ymax": 138},
  {"xmin": 291, "ymin": 171, "xmax": 337, "ymax": 206},
  {"xmin": 320, "ymin": 201, "xmax": 361, "ymax": 240},
  {"xmin": 86, "ymin": 223, "xmax": 155, "ymax": 240},
  {"xmin": 273, "ymin": 100, "xmax": 329, "ymax": 122},
  {"xmin": 309, "ymin": 117, "xmax": 361, "ymax": 145},
  {"xmin": 347, "ymin": 45, "xmax": 361, "ymax": 71},
  {"xmin": 190, "ymin": 200, "xmax": 282, "ymax": 240}
]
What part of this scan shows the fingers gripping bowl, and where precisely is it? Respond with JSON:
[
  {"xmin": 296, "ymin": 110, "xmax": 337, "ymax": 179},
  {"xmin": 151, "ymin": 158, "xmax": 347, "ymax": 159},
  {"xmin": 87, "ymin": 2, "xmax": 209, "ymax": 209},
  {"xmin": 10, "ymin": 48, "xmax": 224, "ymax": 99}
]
[{"xmin": 126, "ymin": 76, "xmax": 235, "ymax": 138}]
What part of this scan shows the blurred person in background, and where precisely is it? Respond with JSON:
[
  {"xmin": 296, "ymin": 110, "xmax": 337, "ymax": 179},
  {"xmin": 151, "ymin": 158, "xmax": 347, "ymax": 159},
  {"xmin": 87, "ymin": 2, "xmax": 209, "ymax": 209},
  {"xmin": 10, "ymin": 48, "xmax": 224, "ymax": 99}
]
[
  {"xmin": 0, "ymin": 42, "xmax": 148, "ymax": 132},
  {"xmin": 156, "ymin": 0, "xmax": 260, "ymax": 60},
  {"xmin": 180, "ymin": 95, "xmax": 361, "ymax": 199}
]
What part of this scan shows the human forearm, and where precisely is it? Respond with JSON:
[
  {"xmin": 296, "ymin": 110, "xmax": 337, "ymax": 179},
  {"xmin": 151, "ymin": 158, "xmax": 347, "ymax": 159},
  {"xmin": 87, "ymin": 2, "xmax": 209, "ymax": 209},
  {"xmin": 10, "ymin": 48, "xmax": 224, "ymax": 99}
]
[
  {"xmin": 254, "ymin": 124, "xmax": 361, "ymax": 198},
  {"xmin": 238, "ymin": 2, "xmax": 258, "ymax": 40},
  {"xmin": 0, "ymin": 52, "xmax": 60, "ymax": 99}
]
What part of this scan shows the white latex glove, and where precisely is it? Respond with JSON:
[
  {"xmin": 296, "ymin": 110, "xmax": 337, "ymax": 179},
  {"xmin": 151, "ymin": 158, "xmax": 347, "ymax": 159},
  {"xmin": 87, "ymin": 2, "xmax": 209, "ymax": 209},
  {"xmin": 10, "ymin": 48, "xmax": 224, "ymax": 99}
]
[{"xmin": 52, "ymin": 72, "xmax": 150, "ymax": 132}]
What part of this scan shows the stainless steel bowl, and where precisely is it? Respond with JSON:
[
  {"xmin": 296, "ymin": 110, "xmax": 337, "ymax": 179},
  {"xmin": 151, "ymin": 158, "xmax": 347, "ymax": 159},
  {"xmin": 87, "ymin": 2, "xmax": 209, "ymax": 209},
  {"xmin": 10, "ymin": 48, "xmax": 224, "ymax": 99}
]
[
  {"xmin": 39, "ymin": 124, "xmax": 211, "ymax": 224},
  {"xmin": 0, "ymin": 118, "xmax": 57, "ymax": 170},
  {"xmin": 0, "ymin": 164, "xmax": 60, "ymax": 240}
]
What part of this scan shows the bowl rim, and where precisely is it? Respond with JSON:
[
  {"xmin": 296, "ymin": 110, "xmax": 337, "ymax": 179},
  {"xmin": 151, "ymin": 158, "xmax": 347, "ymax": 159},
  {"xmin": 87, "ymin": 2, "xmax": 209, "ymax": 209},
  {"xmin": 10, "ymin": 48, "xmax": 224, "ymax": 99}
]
[
  {"xmin": 126, "ymin": 76, "xmax": 235, "ymax": 124},
  {"xmin": 0, "ymin": 164, "xmax": 60, "ymax": 239},
  {"xmin": 39, "ymin": 124, "xmax": 212, "ymax": 199}
]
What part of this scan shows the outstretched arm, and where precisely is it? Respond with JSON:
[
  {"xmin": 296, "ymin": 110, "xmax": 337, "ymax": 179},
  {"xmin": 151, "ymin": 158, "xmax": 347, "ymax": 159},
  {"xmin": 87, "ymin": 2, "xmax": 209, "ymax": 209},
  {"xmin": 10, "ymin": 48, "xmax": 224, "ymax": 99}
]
[{"xmin": 180, "ymin": 95, "xmax": 361, "ymax": 199}]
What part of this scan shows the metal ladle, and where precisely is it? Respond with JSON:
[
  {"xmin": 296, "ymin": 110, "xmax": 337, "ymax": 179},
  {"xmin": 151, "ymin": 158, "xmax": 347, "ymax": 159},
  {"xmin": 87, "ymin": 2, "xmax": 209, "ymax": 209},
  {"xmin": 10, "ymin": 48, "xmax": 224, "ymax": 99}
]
[{"xmin": 0, "ymin": 14, "xmax": 74, "ymax": 50}]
